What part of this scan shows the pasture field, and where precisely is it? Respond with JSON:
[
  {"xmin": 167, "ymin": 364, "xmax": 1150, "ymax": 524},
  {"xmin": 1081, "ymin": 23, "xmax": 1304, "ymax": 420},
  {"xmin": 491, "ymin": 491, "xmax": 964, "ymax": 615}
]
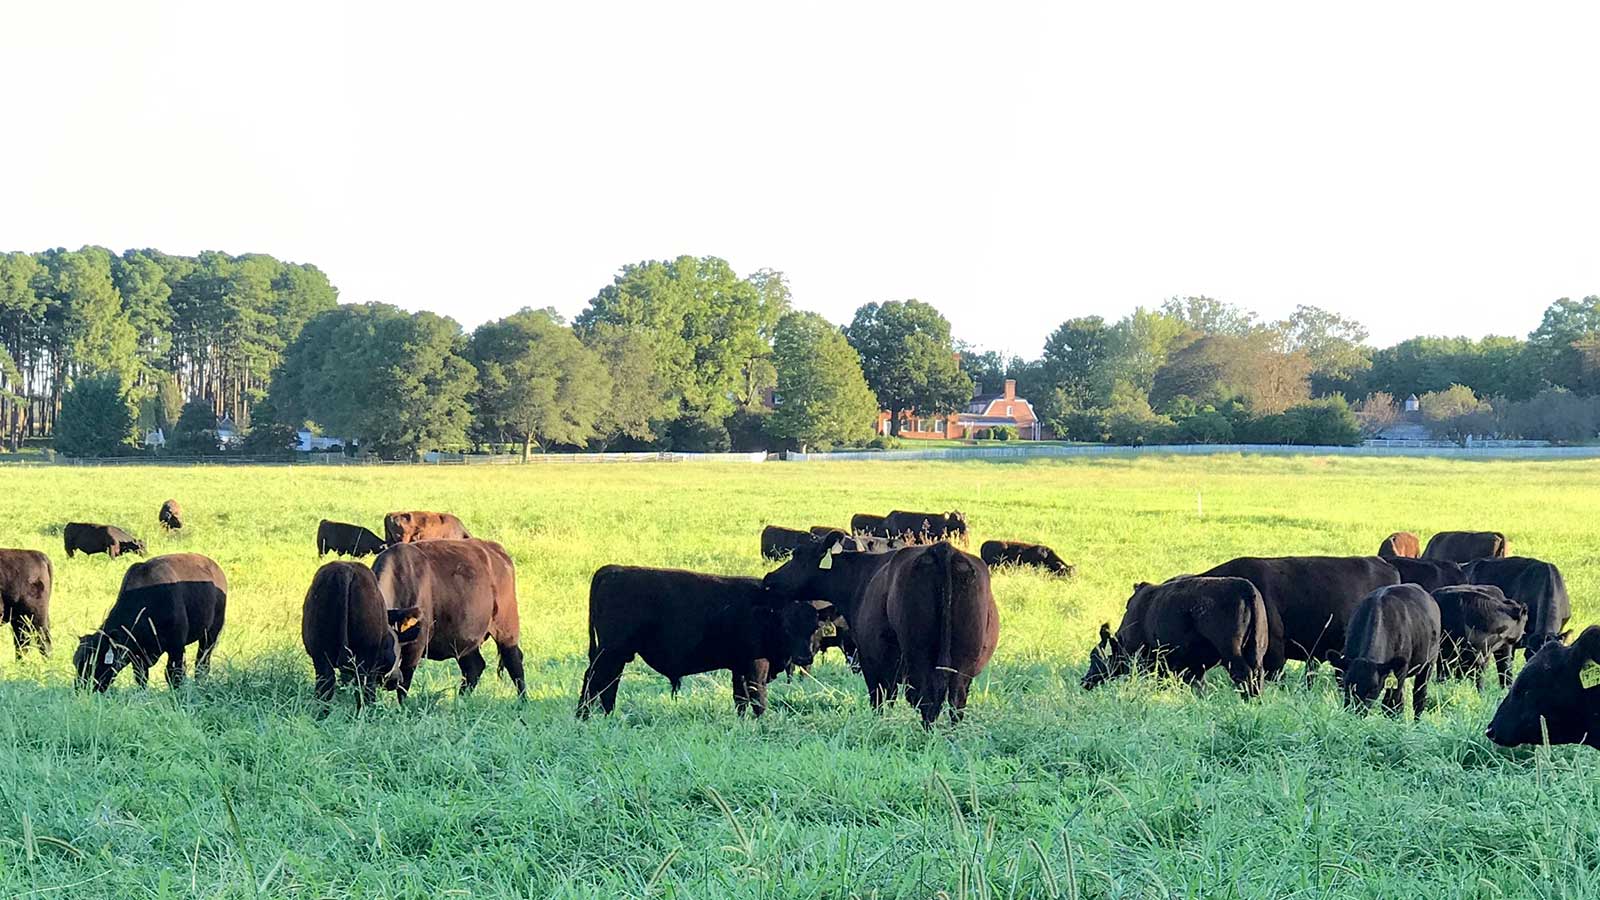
[{"xmin": 2, "ymin": 456, "xmax": 1600, "ymax": 898}]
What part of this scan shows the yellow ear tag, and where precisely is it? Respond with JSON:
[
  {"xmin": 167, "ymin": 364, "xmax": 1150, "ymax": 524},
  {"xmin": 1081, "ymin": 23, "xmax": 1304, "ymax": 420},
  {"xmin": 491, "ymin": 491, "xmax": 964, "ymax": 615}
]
[
  {"xmin": 1384, "ymin": 673, "xmax": 1400, "ymax": 690},
  {"xmin": 398, "ymin": 616, "xmax": 421, "ymax": 632},
  {"xmin": 1580, "ymin": 661, "xmax": 1600, "ymax": 689},
  {"xmin": 818, "ymin": 552, "xmax": 833, "ymax": 570},
  {"xmin": 103, "ymin": 649, "xmax": 115, "ymax": 665}
]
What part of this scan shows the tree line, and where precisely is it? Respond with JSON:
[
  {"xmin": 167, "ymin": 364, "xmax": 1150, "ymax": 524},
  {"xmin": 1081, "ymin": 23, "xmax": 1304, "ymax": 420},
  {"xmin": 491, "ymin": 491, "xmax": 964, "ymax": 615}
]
[{"xmin": 13, "ymin": 246, "xmax": 1600, "ymax": 457}]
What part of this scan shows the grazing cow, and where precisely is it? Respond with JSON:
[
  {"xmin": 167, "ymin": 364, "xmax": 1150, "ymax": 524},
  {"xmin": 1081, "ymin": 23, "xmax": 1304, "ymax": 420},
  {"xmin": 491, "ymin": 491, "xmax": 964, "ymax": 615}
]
[
  {"xmin": 72, "ymin": 553, "xmax": 226, "ymax": 692},
  {"xmin": 301, "ymin": 562, "xmax": 422, "ymax": 706},
  {"xmin": 1389, "ymin": 557, "xmax": 1467, "ymax": 592},
  {"xmin": 0, "ymin": 549, "xmax": 51, "ymax": 657},
  {"xmin": 1464, "ymin": 556, "xmax": 1570, "ymax": 658},
  {"xmin": 158, "ymin": 499, "xmax": 183, "ymax": 531},
  {"xmin": 1198, "ymin": 556, "xmax": 1400, "ymax": 679},
  {"xmin": 764, "ymin": 535, "xmax": 999, "ymax": 726},
  {"xmin": 1327, "ymin": 583, "xmax": 1440, "ymax": 717},
  {"xmin": 882, "ymin": 509, "xmax": 969, "ymax": 545},
  {"xmin": 1423, "ymin": 531, "xmax": 1509, "ymax": 563},
  {"xmin": 317, "ymin": 520, "xmax": 387, "ymax": 558},
  {"xmin": 1082, "ymin": 576, "xmax": 1267, "ymax": 695},
  {"xmin": 383, "ymin": 510, "xmax": 470, "ymax": 545},
  {"xmin": 372, "ymin": 539, "xmax": 524, "ymax": 700},
  {"xmin": 850, "ymin": 513, "xmax": 888, "ymax": 537},
  {"xmin": 761, "ymin": 525, "xmax": 816, "ymax": 560},
  {"xmin": 1431, "ymin": 584, "xmax": 1525, "ymax": 687},
  {"xmin": 577, "ymin": 566, "xmax": 828, "ymax": 717},
  {"xmin": 63, "ymin": 523, "xmax": 145, "ymax": 559},
  {"xmin": 1378, "ymin": 532, "xmax": 1420, "ymax": 559},
  {"xmin": 1486, "ymin": 626, "xmax": 1600, "ymax": 749},
  {"xmin": 980, "ymin": 540, "xmax": 1076, "ymax": 577}
]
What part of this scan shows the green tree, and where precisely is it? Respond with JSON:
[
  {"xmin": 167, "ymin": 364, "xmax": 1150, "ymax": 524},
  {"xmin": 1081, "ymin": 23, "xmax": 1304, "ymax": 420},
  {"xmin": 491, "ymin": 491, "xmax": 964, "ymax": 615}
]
[
  {"xmin": 270, "ymin": 304, "xmax": 477, "ymax": 459},
  {"xmin": 843, "ymin": 299, "xmax": 973, "ymax": 434},
  {"xmin": 1039, "ymin": 316, "xmax": 1113, "ymax": 411},
  {"xmin": 1104, "ymin": 307, "xmax": 1186, "ymax": 399},
  {"xmin": 1159, "ymin": 296, "xmax": 1257, "ymax": 336},
  {"xmin": 1529, "ymin": 295, "xmax": 1600, "ymax": 393},
  {"xmin": 54, "ymin": 374, "xmax": 138, "ymax": 457},
  {"xmin": 768, "ymin": 312, "xmax": 880, "ymax": 451},
  {"xmin": 582, "ymin": 325, "xmax": 676, "ymax": 449},
  {"xmin": 1281, "ymin": 304, "xmax": 1371, "ymax": 396},
  {"xmin": 469, "ymin": 308, "xmax": 612, "ymax": 460},
  {"xmin": 166, "ymin": 398, "xmax": 221, "ymax": 456},
  {"xmin": 1420, "ymin": 384, "xmax": 1491, "ymax": 444}
]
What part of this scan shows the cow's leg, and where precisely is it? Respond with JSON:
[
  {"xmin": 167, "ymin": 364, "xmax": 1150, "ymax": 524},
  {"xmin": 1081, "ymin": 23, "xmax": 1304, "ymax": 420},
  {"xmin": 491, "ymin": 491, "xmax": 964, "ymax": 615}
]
[
  {"xmin": 735, "ymin": 659, "xmax": 770, "ymax": 717},
  {"xmin": 313, "ymin": 660, "xmax": 337, "ymax": 704},
  {"xmin": 1495, "ymin": 646, "xmax": 1514, "ymax": 688},
  {"xmin": 457, "ymin": 649, "xmax": 487, "ymax": 695},
  {"xmin": 395, "ymin": 666, "xmax": 416, "ymax": 705},
  {"xmin": 29, "ymin": 612, "xmax": 49, "ymax": 658},
  {"xmin": 9, "ymin": 617, "xmax": 23, "ymax": 661},
  {"xmin": 947, "ymin": 674, "xmax": 972, "ymax": 724},
  {"xmin": 1410, "ymin": 663, "xmax": 1431, "ymax": 719},
  {"xmin": 578, "ymin": 648, "xmax": 629, "ymax": 717},
  {"xmin": 494, "ymin": 641, "xmax": 526, "ymax": 699},
  {"xmin": 358, "ymin": 671, "xmax": 377, "ymax": 709},
  {"xmin": 1381, "ymin": 679, "xmax": 1402, "ymax": 716},
  {"xmin": 165, "ymin": 648, "xmax": 186, "ymax": 689},
  {"xmin": 731, "ymin": 670, "xmax": 750, "ymax": 716}
]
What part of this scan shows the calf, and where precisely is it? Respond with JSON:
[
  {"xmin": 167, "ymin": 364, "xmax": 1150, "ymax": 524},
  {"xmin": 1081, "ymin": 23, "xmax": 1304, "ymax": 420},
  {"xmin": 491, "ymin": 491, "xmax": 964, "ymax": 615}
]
[
  {"xmin": 761, "ymin": 525, "xmax": 815, "ymax": 560},
  {"xmin": 1082, "ymin": 576, "xmax": 1266, "ymax": 695},
  {"xmin": 1465, "ymin": 556, "xmax": 1569, "ymax": 658},
  {"xmin": 1198, "ymin": 556, "xmax": 1400, "ymax": 679},
  {"xmin": 850, "ymin": 513, "xmax": 888, "ymax": 537},
  {"xmin": 383, "ymin": 510, "xmax": 470, "ymax": 544},
  {"xmin": 73, "ymin": 553, "xmax": 227, "ymax": 691},
  {"xmin": 1378, "ymin": 532, "xmax": 1420, "ymax": 559},
  {"xmin": 882, "ymin": 509, "xmax": 969, "ymax": 545},
  {"xmin": 1389, "ymin": 557, "xmax": 1466, "ymax": 592},
  {"xmin": 1431, "ymin": 584, "xmax": 1525, "ymax": 688},
  {"xmin": 981, "ymin": 540, "xmax": 1075, "ymax": 577},
  {"xmin": 578, "ymin": 566, "xmax": 827, "ymax": 717},
  {"xmin": 1327, "ymin": 583, "xmax": 1440, "ymax": 718},
  {"xmin": 1486, "ymin": 626, "xmax": 1600, "ymax": 749},
  {"xmin": 764, "ymin": 535, "xmax": 999, "ymax": 726},
  {"xmin": 63, "ymin": 522, "xmax": 145, "ymax": 559},
  {"xmin": 301, "ymin": 562, "xmax": 423, "ymax": 706},
  {"xmin": 158, "ymin": 499, "xmax": 184, "ymax": 531},
  {"xmin": 1423, "ymin": 530, "xmax": 1509, "ymax": 563},
  {"xmin": 372, "ymin": 539, "xmax": 524, "ymax": 700},
  {"xmin": 0, "ymin": 549, "xmax": 51, "ymax": 657},
  {"xmin": 318, "ymin": 520, "xmax": 387, "ymax": 558}
]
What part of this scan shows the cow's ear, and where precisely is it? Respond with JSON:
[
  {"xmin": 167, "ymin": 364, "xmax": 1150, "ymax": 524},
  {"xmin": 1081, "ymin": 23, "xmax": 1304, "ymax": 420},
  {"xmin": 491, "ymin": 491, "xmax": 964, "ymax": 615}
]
[
  {"xmin": 1384, "ymin": 656, "xmax": 1407, "ymax": 676},
  {"xmin": 1571, "ymin": 626, "xmax": 1600, "ymax": 660},
  {"xmin": 812, "ymin": 602, "xmax": 838, "ymax": 622},
  {"xmin": 1097, "ymin": 623, "xmax": 1112, "ymax": 646},
  {"xmin": 1132, "ymin": 582, "xmax": 1152, "ymax": 594},
  {"xmin": 1324, "ymin": 650, "xmax": 1345, "ymax": 670},
  {"xmin": 389, "ymin": 606, "xmax": 423, "ymax": 642}
]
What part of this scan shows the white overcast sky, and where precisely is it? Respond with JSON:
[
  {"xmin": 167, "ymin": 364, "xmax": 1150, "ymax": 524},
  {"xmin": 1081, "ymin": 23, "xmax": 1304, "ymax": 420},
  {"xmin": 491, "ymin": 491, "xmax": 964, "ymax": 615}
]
[{"xmin": 3, "ymin": 2, "xmax": 1597, "ymax": 356}]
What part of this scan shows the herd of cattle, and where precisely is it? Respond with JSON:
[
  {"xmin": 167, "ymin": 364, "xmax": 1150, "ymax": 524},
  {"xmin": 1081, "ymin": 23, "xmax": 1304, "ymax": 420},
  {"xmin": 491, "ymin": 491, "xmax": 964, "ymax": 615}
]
[{"xmin": 0, "ymin": 503, "xmax": 1595, "ymax": 747}]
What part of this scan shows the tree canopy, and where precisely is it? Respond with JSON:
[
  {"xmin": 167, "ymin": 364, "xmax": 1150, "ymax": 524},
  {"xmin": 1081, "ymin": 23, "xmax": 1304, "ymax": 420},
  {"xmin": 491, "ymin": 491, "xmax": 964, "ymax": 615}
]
[
  {"xmin": 768, "ymin": 312, "xmax": 879, "ymax": 451},
  {"xmin": 844, "ymin": 299, "xmax": 972, "ymax": 432},
  {"xmin": 469, "ymin": 308, "xmax": 612, "ymax": 459}
]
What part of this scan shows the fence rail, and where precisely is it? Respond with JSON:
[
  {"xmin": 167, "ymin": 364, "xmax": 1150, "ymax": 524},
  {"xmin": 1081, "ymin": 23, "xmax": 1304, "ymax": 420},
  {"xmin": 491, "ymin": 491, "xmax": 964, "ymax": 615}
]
[
  {"xmin": 782, "ymin": 442, "xmax": 1600, "ymax": 462},
  {"xmin": 41, "ymin": 450, "xmax": 774, "ymax": 467}
]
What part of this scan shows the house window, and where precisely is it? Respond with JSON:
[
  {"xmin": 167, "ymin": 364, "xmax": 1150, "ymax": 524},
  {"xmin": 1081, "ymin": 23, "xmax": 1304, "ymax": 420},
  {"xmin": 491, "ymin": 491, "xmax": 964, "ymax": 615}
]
[
  {"xmin": 936, "ymin": 419, "xmax": 946, "ymax": 434},
  {"xmin": 1005, "ymin": 404, "xmax": 1013, "ymax": 416}
]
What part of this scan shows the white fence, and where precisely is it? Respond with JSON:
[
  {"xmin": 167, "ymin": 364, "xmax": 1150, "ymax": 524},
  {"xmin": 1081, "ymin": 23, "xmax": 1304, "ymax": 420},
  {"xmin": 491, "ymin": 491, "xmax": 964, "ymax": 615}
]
[
  {"xmin": 783, "ymin": 443, "xmax": 1600, "ymax": 462},
  {"xmin": 48, "ymin": 450, "xmax": 774, "ymax": 467}
]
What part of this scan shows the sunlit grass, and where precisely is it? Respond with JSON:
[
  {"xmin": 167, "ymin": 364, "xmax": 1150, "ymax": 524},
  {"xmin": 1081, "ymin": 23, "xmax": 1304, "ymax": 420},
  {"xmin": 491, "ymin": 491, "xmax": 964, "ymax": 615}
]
[{"xmin": 0, "ymin": 456, "xmax": 1597, "ymax": 897}]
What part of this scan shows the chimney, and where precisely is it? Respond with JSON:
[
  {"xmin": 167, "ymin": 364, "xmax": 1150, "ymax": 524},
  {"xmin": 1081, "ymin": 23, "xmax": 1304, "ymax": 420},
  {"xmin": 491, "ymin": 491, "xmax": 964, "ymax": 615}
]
[{"xmin": 1004, "ymin": 379, "xmax": 1016, "ymax": 401}]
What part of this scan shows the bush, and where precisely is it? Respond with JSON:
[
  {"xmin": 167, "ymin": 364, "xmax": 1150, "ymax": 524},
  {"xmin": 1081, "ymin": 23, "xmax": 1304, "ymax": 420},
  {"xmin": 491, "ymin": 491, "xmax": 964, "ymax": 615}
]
[
  {"xmin": 725, "ymin": 407, "xmax": 771, "ymax": 452},
  {"xmin": 665, "ymin": 415, "xmax": 732, "ymax": 453},
  {"xmin": 1106, "ymin": 400, "xmax": 1175, "ymax": 446},
  {"xmin": 1240, "ymin": 397, "xmax": 1362, "ymax": 446},
  {"xmin": 166, "ymin": 399, "xmax": 222, "ymax": 456},
  {"xmin": 866, "ymin": 434, "xmax": 901, "ymax": 451},
  {"xmin": 1175, "ymin": 408, "xmax": 1235, "ymax": 444},
  {"xmin": 1055, "ymin": 407, "xmax": 1110, "ymax": 443},
  {"xmin": 54, "ymin": 375, "xmax": 139, "ymax": 458},
  {"xmin": 990, "ymin": 425, "xmax": 1018, "ymax": 441}
]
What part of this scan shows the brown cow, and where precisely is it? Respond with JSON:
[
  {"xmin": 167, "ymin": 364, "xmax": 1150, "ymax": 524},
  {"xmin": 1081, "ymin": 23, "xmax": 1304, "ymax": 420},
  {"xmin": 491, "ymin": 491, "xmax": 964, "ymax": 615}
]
[
  {"xmin": 158, "ymin": 500, "xmax": 184, "ymax": 531},
  {"xmin": 64, "ymin": 523, "xmax": 145, "ymax": 558},
  {"xmin": 383, "ymin": 511, "xmax": 470, "ymax": 545},
  {"xmin": 301, "ymin": 561, "xmax": 422, "ymax": 706},
  {"xmin": 73, "ymin": 553, "xmax": 227, "ymax": 691},
  {"xmin": 372, "ymin": 539, "xmax": 524, "ymax": 700},
  {"xmin": 1423, "ymin": 531, "xmax": 1509, "ymax": 563},
  {"xmin": 1378, "ymin": 532, "xmax": 1419, "ymax": 558},
  {"xmin": 0, "ymin": 549, "xmax": 51, "ymax": 657},
  {"xmin": 764, "ymin": 536, "xmax": 999, "ymax": 726}
]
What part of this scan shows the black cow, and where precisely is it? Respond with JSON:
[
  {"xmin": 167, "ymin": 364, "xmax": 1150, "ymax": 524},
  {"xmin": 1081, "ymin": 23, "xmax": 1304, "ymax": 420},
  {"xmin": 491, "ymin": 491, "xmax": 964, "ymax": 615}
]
[
  {"xmin": 1389, "ymin": 558, "xmax": 1466, "ymax": 592},
  {"xmin": 1423, "ymin": 531, "xmax": 1509, "ymax": 563},
  {"xmin": 158, "ymin": 499, "xmax": 183, "ymax": 531},
  {"xmin": 73, "ymin": 553, "xmax": 227, "ymax": 691},
  {"xmin": 850, "ymin": 513, "xmax": 888, "ymax": 536},
  {"xmin": 0, "ymin": 549, "xmax": 51, "ymax": 657},
  {"xmin": 63, "ymin": 523, "xmax": 145, "ymax": 559},
  {"xmin": 980, "ymin": 540, "xmax": 1075, "ymax": 577},
  {"xmin": 577, "ymin": 566, "xmax": 827, "ymax": 717},
  {"xmin": 1083, "ymin": 576, "xmax": 1267, "ymax": 695},
  {"xmin": 1198, "ymin": 556, "xmax": 1400, "ymax": 679},
  {"xmin": 301, "ymin": 561, "xmax": 423, "ymax": 706},
  {"xmin": 761, "ymin": 525, "xmax": 816, "ymax": 560},
  {"xmin": 317, "ymin": 520, "xmax": 387, "ymax": 558},
  {"xmin": 1486, "ymin": 626, "xmax": 1600, "ymax": 749},
  {"xmin": 1464, "ymin": 556, "xmax": 1570, "ymax": 658},
  {"xmin": 882, "ymin": 509, "xmax": 969, "ymax": 545},
  {"xmin": 764, "ymin": 536, "xmax": 999, "ymax": 726},
  {"xmin": 1327, "ymin": 583, "xmax": 1440, "ymax": 717},
  {"xmin": 1431, "ymin": 584, "xmax": 1525, "ymax": 687}
]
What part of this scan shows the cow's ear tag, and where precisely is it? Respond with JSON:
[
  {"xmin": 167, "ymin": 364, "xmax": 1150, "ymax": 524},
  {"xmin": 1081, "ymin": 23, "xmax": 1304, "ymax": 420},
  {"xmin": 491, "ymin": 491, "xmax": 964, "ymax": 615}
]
[
  {"xmin": 818, "ymin": 552, "xmax": 833, "ymax": 570},
  {"xmin": 1384, "ymin": 673, "xmax": 1399, "ymax": 690},
  {"xmin": 1580, "ymin": 660, "xmax": 1600, "ymax": 689},
  {"xmin": 103, "ymin": 649, "xmax": 115, "ymax": 665},
  {"xmin": 397, "ymin": 615, "xmax": 421, "ymax": 632}
]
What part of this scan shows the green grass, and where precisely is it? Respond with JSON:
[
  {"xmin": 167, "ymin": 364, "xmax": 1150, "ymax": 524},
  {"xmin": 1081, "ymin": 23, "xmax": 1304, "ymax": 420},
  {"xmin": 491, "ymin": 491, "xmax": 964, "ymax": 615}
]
[{"xmin": 1, "ymin": 456, "xmax": 1599, "ymax": 898}]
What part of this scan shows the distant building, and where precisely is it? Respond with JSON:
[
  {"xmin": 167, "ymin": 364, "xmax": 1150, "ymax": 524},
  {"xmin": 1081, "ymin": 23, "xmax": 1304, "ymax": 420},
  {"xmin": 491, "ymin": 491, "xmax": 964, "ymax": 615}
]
[
  {"xmin": 878, "ymin": 379, "xmax": 1044, "ymax": 440},
  {"xmin": 296, "ymin": 429, "xmax": 349, "ymax": 452}
]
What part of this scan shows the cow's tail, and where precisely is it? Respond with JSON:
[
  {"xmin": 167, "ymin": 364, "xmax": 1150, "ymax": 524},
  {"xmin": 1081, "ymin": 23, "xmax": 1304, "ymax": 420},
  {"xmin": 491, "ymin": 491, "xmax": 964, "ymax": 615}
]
[
  {"xmin": 330, "ymin": 564, "xmax": 353, "ymax": 669},
  {"xmin": 928, "ymin": 543, "xmax": 957, "ymax": 720}
]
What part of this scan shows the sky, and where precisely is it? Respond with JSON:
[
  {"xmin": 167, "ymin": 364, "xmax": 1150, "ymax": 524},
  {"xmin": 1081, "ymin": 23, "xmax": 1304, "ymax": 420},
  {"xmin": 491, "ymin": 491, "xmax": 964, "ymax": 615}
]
[{"xmin": 2, "ymin": 2, "xmax": 1597, "ymax": 358}]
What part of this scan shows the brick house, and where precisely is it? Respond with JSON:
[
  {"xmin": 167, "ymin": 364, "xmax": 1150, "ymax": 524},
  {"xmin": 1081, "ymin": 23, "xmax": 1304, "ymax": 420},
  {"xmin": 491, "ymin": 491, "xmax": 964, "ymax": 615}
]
[{"xmin": 877, "ymin": 379, "xmax": 1044, "ymax": 440}]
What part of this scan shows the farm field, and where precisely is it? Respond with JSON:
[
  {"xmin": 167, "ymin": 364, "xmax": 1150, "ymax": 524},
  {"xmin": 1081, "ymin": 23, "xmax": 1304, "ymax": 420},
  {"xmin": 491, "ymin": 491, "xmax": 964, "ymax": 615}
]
[{"xmin": 2, "ymin": 456, "xmax": 1600, "ymax": 898}]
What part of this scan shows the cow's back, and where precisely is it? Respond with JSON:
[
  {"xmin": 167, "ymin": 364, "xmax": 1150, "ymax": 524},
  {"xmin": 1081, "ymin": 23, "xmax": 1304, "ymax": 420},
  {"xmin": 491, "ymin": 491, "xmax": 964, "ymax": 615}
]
[
  {"xmin": 1201, "ymin": 556, "xmax": 1399, "ymax": 666},
  {"xmin": 0, "ymin": 549, "xmax": 51, "ymax": 612},
  {"xmin": 1466, "ymin": 556, "xmax": 1569, "ymax": 637},
  {"xmin": 1424, "ymin": 531, "xmax": 1509, "ymax": 563},
  {"xmin": 374, "ymin": 539, "xmax": 513, "ymax": 659},
  {"xmin": 1379, "ymin": 532, "xmax": 1421, "ymax": 559}
]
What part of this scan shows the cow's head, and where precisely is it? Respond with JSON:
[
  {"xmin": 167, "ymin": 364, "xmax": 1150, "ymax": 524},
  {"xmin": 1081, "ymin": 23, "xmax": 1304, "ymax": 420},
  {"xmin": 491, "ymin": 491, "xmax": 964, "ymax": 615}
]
[
  {"xmin": 377, "ymin": 606, "xmax": 424, "ymax": 688},
  {"xmin": 1082, "ymin": 620, "xmax": 1131, "ymax": 690},
  {"xmin": 1327, "ymin": 651, "xmax": 1405, "ymax": 709},
  {"xmin": 125, "ymin": 539, "xmax": 147, "ymax": 557},
  {"xmin": 762, "ymin": 531, "xmax": 848, "ymax": 601},
  {"xmin": 946, "ymin": 510, "xmax": 969, "ymax": 537},
  {"xmin": 1487, "ymin": 626, "xmax": 1600, "ymax": 748},
  {"xmin": 755, "ymin": 596, "xmax": 832, "ymax": 670},
  {"xmin": 73, "ymin": 630, "xmax": 130, "ymax": 692},
  {"xmin": 1521, "ymin": 628, "xmax": 1573, "ymax": 655}
]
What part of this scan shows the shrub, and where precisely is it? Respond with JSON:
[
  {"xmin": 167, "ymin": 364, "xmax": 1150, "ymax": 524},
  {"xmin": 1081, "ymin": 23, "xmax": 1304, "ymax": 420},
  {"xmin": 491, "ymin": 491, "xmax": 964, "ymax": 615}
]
[
  {"xmin": 1175, "ymin": 409, "xmax": 1235, "ymax": 444},
  {"xmin": 54, "ymin": 375, "xmax": 139, "ymax": 458}
]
